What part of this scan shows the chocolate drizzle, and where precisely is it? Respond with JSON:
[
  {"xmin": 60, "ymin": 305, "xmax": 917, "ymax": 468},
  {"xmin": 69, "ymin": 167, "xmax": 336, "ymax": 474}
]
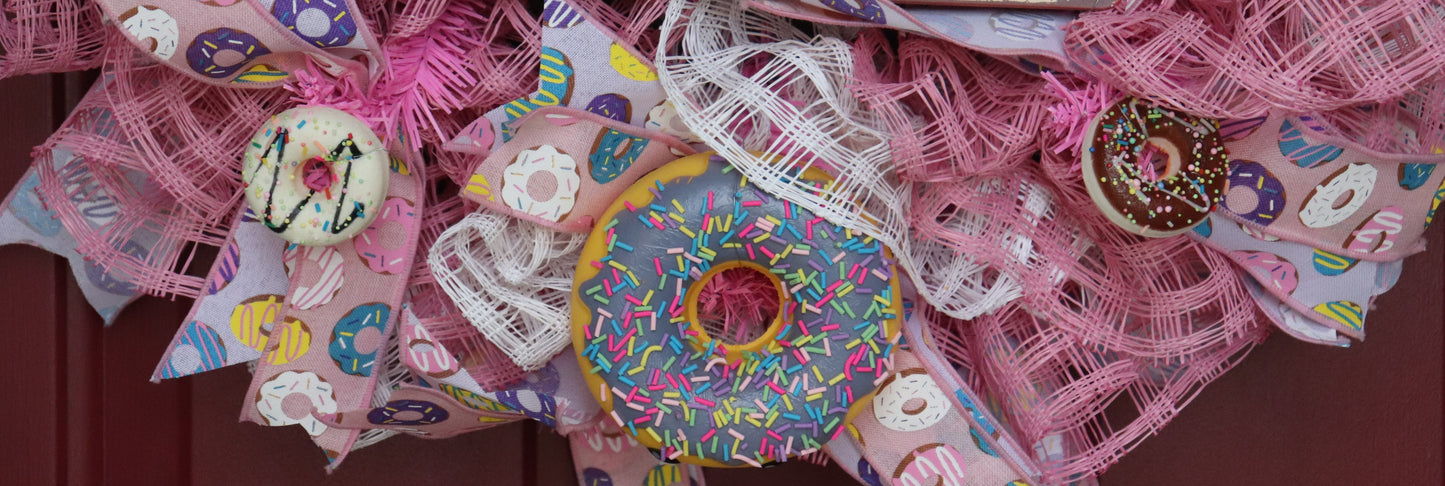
[{"xmin": 255, "ymin": 128, "xmax": 368, "ymax": 236}]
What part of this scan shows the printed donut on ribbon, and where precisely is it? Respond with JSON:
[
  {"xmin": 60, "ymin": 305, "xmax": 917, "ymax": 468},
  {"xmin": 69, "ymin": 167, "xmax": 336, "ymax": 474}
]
[
  {"xmin": 328, "ymin": 302, "xmax": 390, "ymax": 377},
  {"xmin": 1299, "ymin": 163, "xmax": 1377, "ymax": 229},
  {"xmin": 894, "ymin": 443, "xmax": 968, "ymax": 486},
  {"xmin": 186, "ymin": 28, "xmax": 272, "ymax": 79},
  {"xmin": 283, "ymin": 245, "xmax": 345, "ymax": 309},
  {"xmin": 267, "ymin": 0, "xmax": 360, "ymax": 48},
  {"xmin": 501, "ymin": 145, "xmax": 581, "ymax": 223},
  {"xmin": 355, "ymin": 197, "xmax": 416, "ymax": 275},
  {"xmin": 255, "ymin": 370, "xmax": 338, "ymax": 436},
  {"xmin": 873, "ymin": 368, "xmax": 952, "ymax": 432},
  {"xmin": 159, "ymin": 321, "xmax": 228, "ymax": 379},
  {"xmin": 119, "ymin": 5, "xmax": 180, "ymax": 61}
]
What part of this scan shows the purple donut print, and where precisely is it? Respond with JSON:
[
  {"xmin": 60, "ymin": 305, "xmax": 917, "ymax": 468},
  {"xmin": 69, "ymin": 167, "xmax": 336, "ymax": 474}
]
[
  {"xmin": 186, "ymin": 28, "xmax": 271, "ymax": 78},
  {"xmin": 819, "ymin": 0, "xmax": 886, "ymax": 24},
  {"xmin": 270, "ymin": 0, "xmax": 358, "ymax": 48},
  {"xmin": 585, "ymin": 93, "xmax": 631, "ymax": 123},
  {"xmin": 85, "ymin": 239, "xmax": 147, "ymax": 295},
  {"xmin": 367, "ymin": 399, "xmax": 450, "ymax": 425}
]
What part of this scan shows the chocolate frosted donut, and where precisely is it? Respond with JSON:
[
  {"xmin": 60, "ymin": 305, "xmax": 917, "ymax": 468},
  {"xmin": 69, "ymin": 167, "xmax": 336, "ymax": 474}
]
[{"xmin": 1081, "ymin": 98, "xmax": 1230, "ymax": 237}]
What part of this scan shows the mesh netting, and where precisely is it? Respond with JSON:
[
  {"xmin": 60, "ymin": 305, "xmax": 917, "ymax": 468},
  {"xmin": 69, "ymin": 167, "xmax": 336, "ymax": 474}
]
[
  {"xmin": 427, "ymin": 211, "xmax": 588, "ymax": 371},
  {"xmin": 571, "ymin": 0, "xmax": 670, "ymax": 61},
  {"xmin": 34, "ymin": 35, "xmax": 291, "ymax": 298},
  {"xmin": 0, "ymin": 0, "xmax": 109, "ymax": 79},
  {"xmin": 1066, "ymin": 0, "xmax": 1445, "ymax": 122}
]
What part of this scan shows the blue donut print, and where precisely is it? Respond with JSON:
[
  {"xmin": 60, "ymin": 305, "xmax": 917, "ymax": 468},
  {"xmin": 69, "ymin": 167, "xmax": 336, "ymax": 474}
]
[
  {"xmin": 1191, "ymin": 216, "xmax": 1213, "ymax": 238},
  {"xmin": 971, "ymin": 427, "xmax": 999, "ymax": 457},
  {"xmin": 589, "ymin": 129, "xmax": 649, "ymax": 184},
  {"xmin": 328, "ymin": 302, "xmax": 390, "ymax": 376},
  {"xmin": 1278, "ymin": 119, "xmax": 1342, "ymax": 168},
  {"xmin": 7, "ymin": 172, "xmax": 62, "ymax": 237},
  {"xmin": 496, "ymin": 388, "xmax": 557, "ymax": 427},
  {"xmin": 1399, "ymin": 163, "xmax": 1435, "ymax": 190},
  {"xmin": 502, "ymin": 47, "xmax": 574, "ymax": 140},
  {"xmin": 160, "ymin": 321, "xmax": 228, "ymax": 379}
]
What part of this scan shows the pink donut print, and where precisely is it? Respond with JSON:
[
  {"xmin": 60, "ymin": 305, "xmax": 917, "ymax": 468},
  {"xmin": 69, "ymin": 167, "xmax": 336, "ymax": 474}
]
[
  {"xmin": 355, "ymin": 197, "xmax": 415, "ymax": 275},
  {"xmin": 894, "ymin": 443, "xmax": 968, "ymax": 486},
  {"xmin": 1344, "ymin": 206, "xmax": 1405, "ymax": 254},
  {"xmin": 1231, "ymin": 251, "xmax": 1299, "ymax": 295},
  {"xmin": 282, "ymin": 244, "xmax": 346, "ymax": 309},
  {"xmin": 402, "ymin": 319, "xmax": 459, "ymax": 378}
]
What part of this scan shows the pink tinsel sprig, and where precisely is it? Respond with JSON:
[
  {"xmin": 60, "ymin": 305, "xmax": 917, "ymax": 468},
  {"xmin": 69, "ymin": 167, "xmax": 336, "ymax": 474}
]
[{"xmin": 1041, "ymin": 71, "xmax": 1118, "ymax": 161}]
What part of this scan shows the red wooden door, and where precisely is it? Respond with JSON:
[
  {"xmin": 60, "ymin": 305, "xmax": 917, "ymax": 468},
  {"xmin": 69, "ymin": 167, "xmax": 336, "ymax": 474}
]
[{"xmin": 0, "ymin": 73, "xmax": 1439, "ymax": 485}]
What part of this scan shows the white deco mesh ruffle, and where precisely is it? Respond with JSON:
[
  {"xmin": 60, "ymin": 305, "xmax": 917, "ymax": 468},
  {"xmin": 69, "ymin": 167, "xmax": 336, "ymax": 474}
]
[
  {"xmin": 427, "ymin": 212, "xmax": 586, "ymax": 370},
  {"xmin": 655, "ymin": 0, "xmax": 1021, "ymax": 319}
]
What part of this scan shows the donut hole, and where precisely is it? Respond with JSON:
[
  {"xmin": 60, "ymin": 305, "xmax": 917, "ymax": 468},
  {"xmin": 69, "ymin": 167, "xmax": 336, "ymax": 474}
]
[
  {"xmin": 1225, "ymin": 185, "xmax": 1260, "ymax": 214},
  {"xmin": 611, "ymin": 137, "xmax": 634, "ymax": 158},
  {"xmin": 281, "ymin": 393, "xmax": 316, "ymax": 421},
  {"xmin": 525, "ymin": 171, "xmax": 559, "ymax": 202},
  {"xmin": 902, "ymin": 397, "xmax": 929, "ymax": 415},
  {"xmin": 376, "ymin": 220, "xmax": 407, "ymax": 251},
  {"xmin": 352, "ymin": 325, "xmax": 384, "ymax": 356},
  {"xmin": 694, "ymin": 266, "xmax": 782, "ymax": 345},
  {"xmin": 408, "ymin": 340, "xmax": 438, "ymax": 356},
  {"xmin": 212, "ymin": 49, "xmax": 247, "ymax": 68},
  {"xmin": 392, "ymin": 410, "xmax": 424, "ymax": 422},
  {"xmin": 295, "ymin": 9, "xmax": 336, "ymax": 39},
  {"xmin": 1331, "ymin": 190, "xmax": 1355, "ymax": 210},
  {"xmin": 300, "ymin": 157, "xmax": 334, "ymax": 192},
  {"xmin": 1136, "ymin": 137, "xmax": 1181, "ymax": 182},
  {"xmin": 169, "ymin": 344, "xmax": 203, "ymax": 374}
]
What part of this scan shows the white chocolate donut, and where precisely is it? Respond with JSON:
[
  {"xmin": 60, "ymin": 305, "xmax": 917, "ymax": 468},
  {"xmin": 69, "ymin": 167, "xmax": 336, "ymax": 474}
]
[
  {"xmin": 242, "ymin": 107, "xmax": 389, "ymax": 246},
  {"xmin": 1299, "ymin": 163, "xmax": 1377, "ymax": 228},
  {"xmin": 500, "ymin": 145, "xmax": 580, "ymax": 222},
  {"xmin": 254, "ymin": 370, "xmax": 338, "ymax": 436},
  {"xmin": 872, "ymin": 369, "xmax": 951, "ymax": 432},
  {"xmin": 120, "ymin": 6, "xmax": 180, "ymax": 60},
  {"xmin": 282, "ymin": 244, "xmax": 345, "ymax": 309}
]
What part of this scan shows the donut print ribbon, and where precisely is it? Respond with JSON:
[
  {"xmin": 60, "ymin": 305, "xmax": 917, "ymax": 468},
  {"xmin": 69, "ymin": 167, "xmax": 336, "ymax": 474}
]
[
  {"xmin": 96, "ymin": 0, "xmax": 382, "ymax": 87},
  {"xmin": 747, "ymin": 0, "xmax": 1077, "ymax": 73},
  {"xmin": 460, "ymin": 106, "xmax": 694, "ymax": 232},
  {"xmin": 238, "ymin": 146, "xmax": 424, "ymax": 469},
  {"xmin": 1215, "ymin": 113, "xmax": 1445, "ymax": 262},
  {"xmin": 445, "ymin": 0, "xmax": 670, "ymax": 157},
  {"xmin": 1191, "ymin": 213, "xmax": 1401, "ymax": 343},
  {"xmin": 843, "ymin": 349, "xmax": 1035, "ymax": 486},
  {"xmin": 569, "ymin": 416, "xmax": 709, "ymax": 486}
]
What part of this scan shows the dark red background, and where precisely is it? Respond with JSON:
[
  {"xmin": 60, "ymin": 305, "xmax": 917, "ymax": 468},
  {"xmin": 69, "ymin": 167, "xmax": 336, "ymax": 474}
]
[{"xmin": 0, "ymin": 73, "xmax": 1439, "ymax": 485}]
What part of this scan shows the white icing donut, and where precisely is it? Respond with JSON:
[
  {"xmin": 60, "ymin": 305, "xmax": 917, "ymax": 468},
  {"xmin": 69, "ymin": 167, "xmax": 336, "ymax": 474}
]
[
  {"xmin": 872, "ymin": 369, "xmax": 951, "ymax": 432},
  {"xmin": 500, "ymin": 145, "xmax": 580, "ymax": 222},
  {"xmin": 120, "ymin": 6, "xmax": 179, "ymax": 60},
  {"xmin": 895, "ymin": 443, "xmax": 968, "ymax": 486},
  {"xmin": 403, "ymin": 319, "xmax": 459, "ymax": 378},
  {"xmin": 242, "ymin": 106, "xmax": 389, "ymax": 246},
  {"xmin": 254, "ymin": 370, "xmax": 338, "ymax": 436},
  {"xmin": 1299, "ymin": 163, "xmax": 1377, "ymax": 228},
  {"xmin": 282, "ymin": 244, "xmax": 345, "ymax": 309},
  {"xmin": 645, "ymin": 100, "xmax": 702, "ymax": 144}
]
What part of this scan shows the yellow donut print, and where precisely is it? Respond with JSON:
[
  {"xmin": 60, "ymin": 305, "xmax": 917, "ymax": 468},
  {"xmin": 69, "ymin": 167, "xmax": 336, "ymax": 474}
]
[
  {"xmin": 264, "ymin": 317, "xmax": 313, "ymax": 365},
  {"xmin": 608, "ymin": 43, "xmax": 657, "ymax": 81},
  {"xmin": 1313, "ymin": 301, "xmax": 1363, "ymax": 331},
  {"xmin": 230, "ymin": 294, "xmax": 284, "ymax": 351}
]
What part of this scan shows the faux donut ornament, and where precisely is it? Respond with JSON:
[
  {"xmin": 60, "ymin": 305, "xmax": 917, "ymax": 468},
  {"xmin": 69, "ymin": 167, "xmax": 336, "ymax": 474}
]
[
  {"xmin": 160, "ymin": 321, "xmax": 228, "ymax": 379},
  {"xmin": 367, "ymin": 399, "xmax": 450, "ymax": 426},
  {"xmin": 242, "ymin": 106, "xmax": 390, "ymax": 246},
  {"xmin": 230, "ymin": 294, "xmax": 284, "ymax": 351},
  {"xmin": 871, "ymin": 368, "xmax": 951, "ymax": 432},
  {"xmin": 355, "ymin": 197, "xmax": 416, "ymax": 275},
  {"xmin": 1081, "ymin": 98, "xmax": 1230, "ymax": 237},
  {"xmin": 571, "ymin": 153, "xmax": 904, "ymax": 467},
  {"xmin": 268, "ymin": 0, "xmax": 358, "ymax": 48},
  {"xmin": 894, "ymin": 443, "xmax": 968, "ymax": 486},
  {"xmin": 1299, "ymin": 163, "xmax": 1377, "ymax": 228},
  {"xmin": 254, "ymin": 370, "xmax": 338, "ymax": 436},
  {"xmin": 119, "ymin": 6, "xmax": 180, "ymax": 61},
  {"xmin": 186, "ymin": 28, "xmax": 271, "ymax": 79},
  {"xmin": 1344, "ymin": 206, "xmax": 1405, "ymax": 253},
  {"xmin": 1224, "ymin": 160, "xmax": 1286, "ymax": 227},
  {"xmin": 328, "ymin": 302, "xmax": 390, "ymax": 376},
  {"xmin": 1277, "ymin": 119, "xmax": 1343, "ymax": 168},
  {"xmin": 282, "ymin": 244, "xmax": 345, "ymax": 309},
  {"xmin": 589, "ymin": 129, "xmax": 649, "ymax": 184},
  {"xmin": 500, "ymin": 145, "xmax": 581, "ymax": 222}
]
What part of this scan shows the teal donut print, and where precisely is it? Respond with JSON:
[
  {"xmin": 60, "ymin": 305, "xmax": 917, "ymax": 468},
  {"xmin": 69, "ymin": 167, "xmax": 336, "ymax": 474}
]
[
  {"xmin": 1399, "ymin": 163, "xmax": 1435, "ymax": 190},
  {"xmin": 502, "ymin": 47, "xmax": 573, "ymax": 140},
  {"xmin": 8, "ymin": 172, "xmax": 62, "ymax": 237},
  {"xmin": 160, "ymin": 321, "xmax": 228, "ymax": 379},
  {"xmin": 588, "ymin": 129, "xmax": 649, "ymax": 183},
  {"xmin": 329, "ymin": 302, "xmax": 390, "ymax": 376},
  {"xmin": 1278, "ymin": 119, "xmax": 1342, "ymax": 168}
]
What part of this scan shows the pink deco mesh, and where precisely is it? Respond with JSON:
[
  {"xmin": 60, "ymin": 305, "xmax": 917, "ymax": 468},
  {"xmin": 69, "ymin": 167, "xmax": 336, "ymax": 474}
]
[
  {"xmin": 1065, "ymin": 0, "xmax": 1445, "ymax": 121},
  {"xmin": 35, "ymin": 35, "xmax": 291, "ymax": 298},
  {"xmin": 571, "ymin": 0, "xmax": 670, "ymax": 61},
  {"xmin": 851, "ymin": 31, "xmax": 1054, "ymax": 182},
  {"xmin": 0, "ymin": 0, "xmax": 109, "ymax": 79}
]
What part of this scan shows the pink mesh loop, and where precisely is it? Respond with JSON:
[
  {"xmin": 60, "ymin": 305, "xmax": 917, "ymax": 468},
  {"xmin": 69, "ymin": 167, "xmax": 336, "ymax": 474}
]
[
  {"xmin": 0, "ymin": 0, "xmax": 109, "ymax": 79},
  {"xmin": 1066, "ymin": 0, "xmax": 1445, "ymax": 123},
  {"xmin": 852, "ymin": 35, "xmax": 1052, "ymax": 182}
]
